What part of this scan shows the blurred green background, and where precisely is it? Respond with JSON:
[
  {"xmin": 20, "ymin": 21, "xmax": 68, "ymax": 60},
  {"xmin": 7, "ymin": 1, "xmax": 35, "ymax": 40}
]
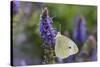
[{"xmin": 11, "ymin": 1, "xmax": 97, "ymax": 66}]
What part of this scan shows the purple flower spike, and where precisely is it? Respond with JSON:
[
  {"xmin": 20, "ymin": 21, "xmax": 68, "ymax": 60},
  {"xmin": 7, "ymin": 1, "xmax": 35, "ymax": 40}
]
[
  {"xmin": 73, "ymin": 15, "xmax": 86, "ymax": 49},
  {"xmin": 11, "ymin": 0, "xmax": 20, "ymax": 15},
  {"xmin": 39, "ymin": 7, "xmax": 56, "ymax": 45}
]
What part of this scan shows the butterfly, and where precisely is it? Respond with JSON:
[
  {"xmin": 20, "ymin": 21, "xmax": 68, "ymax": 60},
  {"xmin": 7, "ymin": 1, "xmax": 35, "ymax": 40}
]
[{"xmin": 55, "ymin": 32, "xmax": 79, "ymax": 59}]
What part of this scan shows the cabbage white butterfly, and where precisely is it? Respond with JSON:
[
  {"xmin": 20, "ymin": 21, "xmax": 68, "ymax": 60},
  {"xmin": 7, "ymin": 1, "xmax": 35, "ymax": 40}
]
[{"xmin": 55, "ymin": 32, "xmax": 79, "ymax": 59}]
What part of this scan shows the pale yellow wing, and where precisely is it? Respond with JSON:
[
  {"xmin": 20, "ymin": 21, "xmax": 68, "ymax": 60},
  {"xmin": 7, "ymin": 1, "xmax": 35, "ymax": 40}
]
[{"xmin": 55, "ymin": 32, "xmax": 79, "ymax": 59}]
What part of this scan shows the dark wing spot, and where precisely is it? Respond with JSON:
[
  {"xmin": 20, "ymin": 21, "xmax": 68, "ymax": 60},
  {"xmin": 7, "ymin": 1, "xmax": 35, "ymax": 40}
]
[{"xmin": 69, "ymin": 46, "xmax": 71, "ymax": 49}]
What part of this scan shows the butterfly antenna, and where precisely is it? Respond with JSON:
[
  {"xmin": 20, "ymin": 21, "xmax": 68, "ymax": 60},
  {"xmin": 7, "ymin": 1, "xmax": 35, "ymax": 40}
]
[{"xmin": 59, "ymin": 23, "xmax": 61, "ymax": 33}]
